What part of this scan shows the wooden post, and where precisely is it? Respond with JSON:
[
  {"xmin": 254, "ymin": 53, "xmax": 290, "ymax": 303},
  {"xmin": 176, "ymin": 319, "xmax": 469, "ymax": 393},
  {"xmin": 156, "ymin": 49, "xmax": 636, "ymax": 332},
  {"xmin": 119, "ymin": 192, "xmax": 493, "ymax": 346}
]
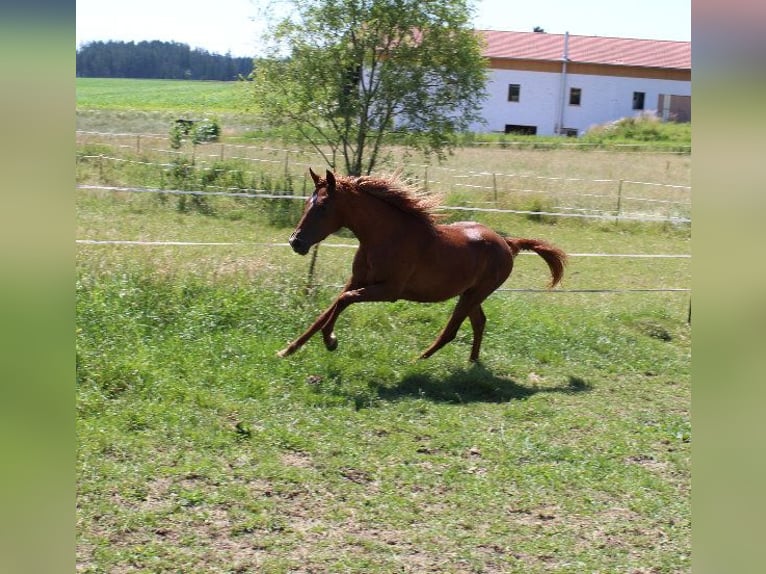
[
  {"xmin": 305, "ymin": 244, "xmax": 320, "ymax": 295},
  {"xmin": 284, "ymin": 150, "xmax": 290, "ymax": 179},
  {"xmin": 493, "ymin": 173, "xmax": 498, "ymax": 202},
  {"xmin": 615, "ymin": 179, "xmax": 624, "ymax": 223}
]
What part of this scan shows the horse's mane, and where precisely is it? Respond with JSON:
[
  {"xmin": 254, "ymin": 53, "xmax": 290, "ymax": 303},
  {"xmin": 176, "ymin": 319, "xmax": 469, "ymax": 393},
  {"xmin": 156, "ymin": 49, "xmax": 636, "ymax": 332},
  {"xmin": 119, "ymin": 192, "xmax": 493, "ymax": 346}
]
[{"xmin": 336, "ymin": 172, "xmax": 442, "ymax": 226}]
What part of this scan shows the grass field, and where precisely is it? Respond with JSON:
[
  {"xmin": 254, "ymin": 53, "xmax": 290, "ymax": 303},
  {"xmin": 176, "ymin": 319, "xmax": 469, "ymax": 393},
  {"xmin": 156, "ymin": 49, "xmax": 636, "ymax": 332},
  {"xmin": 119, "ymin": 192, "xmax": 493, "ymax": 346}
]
[
  {"xmin": 76, "ymin": 79, "xmax": 690, "ymax": 573},
  {"xmin": 77, "ymin": 78, "xmax": 253, "ymax": 113}
]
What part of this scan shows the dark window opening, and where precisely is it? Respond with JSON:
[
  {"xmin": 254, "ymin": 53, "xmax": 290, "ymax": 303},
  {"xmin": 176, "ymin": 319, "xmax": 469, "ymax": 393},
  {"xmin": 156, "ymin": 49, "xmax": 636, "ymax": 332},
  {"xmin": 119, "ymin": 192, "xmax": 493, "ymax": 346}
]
[
  {"xmin": 633, "ymin": 91, "xmax": 645, "ymax": 110},
  {"xmin": 508, "ymin": 84, "xmax": 520, "ymax": 102},
  {"xmin": 505, "ymin": 124, "xmax": 537, "ymax": 135},
  {"xmin": 569, "ymin": 87, "xmax": 581, "ymax": 106}
]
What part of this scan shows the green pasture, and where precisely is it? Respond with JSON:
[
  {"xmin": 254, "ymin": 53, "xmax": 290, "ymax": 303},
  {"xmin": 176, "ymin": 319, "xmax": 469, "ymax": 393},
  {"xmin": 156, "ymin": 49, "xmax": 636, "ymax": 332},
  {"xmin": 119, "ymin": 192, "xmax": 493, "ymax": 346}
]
[
  {"xmin": 76, "ymin": 77, "xmax": 252, "ymax": 113},
  {"xmin": 76, "ymin": 87, "xmax": 690, "ymax": 572}
]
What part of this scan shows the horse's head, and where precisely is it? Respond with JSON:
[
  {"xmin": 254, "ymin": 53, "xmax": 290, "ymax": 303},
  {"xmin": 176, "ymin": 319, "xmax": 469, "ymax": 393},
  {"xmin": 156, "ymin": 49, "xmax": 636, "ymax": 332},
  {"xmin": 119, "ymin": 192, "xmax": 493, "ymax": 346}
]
[{"xmin": 288, "ymin": 168, "xmax": 345, "ymax": 255}]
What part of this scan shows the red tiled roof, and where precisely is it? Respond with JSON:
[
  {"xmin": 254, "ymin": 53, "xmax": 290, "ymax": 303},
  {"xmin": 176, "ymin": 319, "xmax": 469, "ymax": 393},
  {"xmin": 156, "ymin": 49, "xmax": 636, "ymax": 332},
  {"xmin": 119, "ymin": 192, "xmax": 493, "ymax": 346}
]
[{"xmin": 480, "ymin": 30, "xmax": 690, "ymax": 70}]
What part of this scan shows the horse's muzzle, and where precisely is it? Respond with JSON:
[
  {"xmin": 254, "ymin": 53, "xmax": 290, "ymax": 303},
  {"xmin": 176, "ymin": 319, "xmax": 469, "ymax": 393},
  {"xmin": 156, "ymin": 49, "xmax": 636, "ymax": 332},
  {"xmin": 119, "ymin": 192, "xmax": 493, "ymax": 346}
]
[{"xmin": 288, "ymin": 233, "xmax": 311, "ymax": 255}]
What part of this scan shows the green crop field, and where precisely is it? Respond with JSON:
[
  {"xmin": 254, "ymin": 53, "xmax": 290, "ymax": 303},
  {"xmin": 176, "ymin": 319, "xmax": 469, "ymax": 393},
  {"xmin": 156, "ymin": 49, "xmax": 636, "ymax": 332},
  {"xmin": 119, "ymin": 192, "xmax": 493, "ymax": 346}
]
[
  {"xmin": 76, "ymin": 77, "xmax": 252, "ymax": 112},
  {"xmin": 76, "ymin": 79, "xmax": 691, "ymax": 573}
]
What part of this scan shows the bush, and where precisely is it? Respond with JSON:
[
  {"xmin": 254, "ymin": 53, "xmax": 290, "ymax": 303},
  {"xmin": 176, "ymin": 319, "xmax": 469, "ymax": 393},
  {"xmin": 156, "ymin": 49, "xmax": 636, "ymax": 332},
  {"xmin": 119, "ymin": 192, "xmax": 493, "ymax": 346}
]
[
  {"xmin": 583, "ymin": 112, "xmax": 690, "ymax": 144},
  {"xmin": 193, "ymin": 118, "xmax": 221, "ymax": 144},
  {"xmin": 523, "ymin": 197, "xmax": 558, "ymax": 224},
  {"xmin": 169, "ymin": 118, "xmax": 221, "ymax": 149}
]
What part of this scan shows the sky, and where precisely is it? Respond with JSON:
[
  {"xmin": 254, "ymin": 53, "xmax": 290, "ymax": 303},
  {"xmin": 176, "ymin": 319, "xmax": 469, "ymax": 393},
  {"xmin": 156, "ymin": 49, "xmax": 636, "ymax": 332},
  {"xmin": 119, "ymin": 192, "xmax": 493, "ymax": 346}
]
[{"xmin": 76, "ymin": 0, "xmax": 691, "ymax": 58}]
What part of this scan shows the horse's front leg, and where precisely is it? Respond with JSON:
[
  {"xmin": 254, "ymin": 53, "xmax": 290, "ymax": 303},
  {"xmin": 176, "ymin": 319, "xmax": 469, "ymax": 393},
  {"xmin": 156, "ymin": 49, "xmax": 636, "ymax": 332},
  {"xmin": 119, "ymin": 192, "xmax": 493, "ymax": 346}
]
[
  {"xmin": 319, "ymin": 279, "xmax": 361, "ymax": 352},
  {"xmin": 277, "ymin": 299, "xmax": 341, "ymax": 358},
  {"xmin": 277, "ymin": 279, "xmax": 358, "ymax": 357},
  {"xmin": 318, "ymin": 282, "xmax": 399, "ymax": 349},
  {"xmin": 278, "ymin": 282, "xmax": 398, "ymax": 357}
]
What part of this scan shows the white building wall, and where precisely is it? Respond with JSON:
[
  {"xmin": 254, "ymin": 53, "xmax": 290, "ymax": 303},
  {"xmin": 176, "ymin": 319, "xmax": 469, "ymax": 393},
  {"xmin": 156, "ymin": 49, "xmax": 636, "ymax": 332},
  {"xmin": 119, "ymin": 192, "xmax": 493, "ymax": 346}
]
[{"xmin": 471, "ymin": 68, "xmax": 691, "ymax": 136}]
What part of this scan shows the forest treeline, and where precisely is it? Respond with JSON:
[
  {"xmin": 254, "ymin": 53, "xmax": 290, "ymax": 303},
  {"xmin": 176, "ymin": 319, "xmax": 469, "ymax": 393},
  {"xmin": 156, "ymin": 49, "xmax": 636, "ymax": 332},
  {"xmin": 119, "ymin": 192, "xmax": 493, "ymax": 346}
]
[{"xmin": 76, "ymin": 40, "xmax": 254, "ymax": 80}]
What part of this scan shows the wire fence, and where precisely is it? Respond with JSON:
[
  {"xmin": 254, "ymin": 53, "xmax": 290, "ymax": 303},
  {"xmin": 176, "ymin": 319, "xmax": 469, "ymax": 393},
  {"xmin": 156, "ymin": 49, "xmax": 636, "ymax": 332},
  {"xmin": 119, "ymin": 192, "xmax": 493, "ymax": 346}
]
[
  {"xmin": 76, "ymin": 239, "xmax": 691, "ymax": 295},
  {"xmin": 76, "ymin": 129, "xmax": 692, "ymax": 225},
  {"xmin": 76, "ymin": 130, "xmax": 691, "ymax": 313}
]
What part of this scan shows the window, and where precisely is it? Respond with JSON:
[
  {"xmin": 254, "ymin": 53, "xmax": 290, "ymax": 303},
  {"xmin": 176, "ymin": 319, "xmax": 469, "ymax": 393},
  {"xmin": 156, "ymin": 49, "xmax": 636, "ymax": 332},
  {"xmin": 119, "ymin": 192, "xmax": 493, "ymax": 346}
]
[
  {"xmin": 633, "ymin": 91, "xmax": 645, "ymax": 110},
  {"xmin": 569, "ymin": 87, "xmax": 581, "ymax": 106},
  {"xmin": 505, "ymin": 124, "xmax": 537, "ymax": 135},
  {"xmin": 508, "ymin": 84, "xmax": 520, "ymax": 102}
]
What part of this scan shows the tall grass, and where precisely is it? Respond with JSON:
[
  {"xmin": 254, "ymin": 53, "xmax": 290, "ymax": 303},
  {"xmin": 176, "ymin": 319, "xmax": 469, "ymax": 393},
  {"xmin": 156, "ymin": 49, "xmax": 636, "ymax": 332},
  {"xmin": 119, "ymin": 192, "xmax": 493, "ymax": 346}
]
[{"xmin": 76, "ymin": 242, "xmax": 690, "ymax": 572}]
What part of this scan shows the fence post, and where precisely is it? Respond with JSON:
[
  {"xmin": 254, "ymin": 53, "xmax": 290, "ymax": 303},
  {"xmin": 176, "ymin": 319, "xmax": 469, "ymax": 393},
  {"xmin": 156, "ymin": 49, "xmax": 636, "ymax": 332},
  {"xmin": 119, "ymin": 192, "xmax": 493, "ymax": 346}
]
[
  {"xmin": 284, "ymin": 150, "xmax": 290, "ymax": 179},
  {"xmin": 493, "ymin": 173, "xmax": 498, "ymax": 202},
  {"xmin": 423, "ymin": 166, "xmax": 428, "ymax": 193},
  {"xmin": 220, "ymin": 144, "xmax": 225, "ymax": 161},
  {"xmin": 615, "ymin": 179, "xmax": 624, "ymax": 223},
  {"xmin": 305, "ymin": 244, "xmax": 320, "ymax": 295},
  {"xmin": 136, "ymin": 135, "xmax": 141, "ymax": 154}
]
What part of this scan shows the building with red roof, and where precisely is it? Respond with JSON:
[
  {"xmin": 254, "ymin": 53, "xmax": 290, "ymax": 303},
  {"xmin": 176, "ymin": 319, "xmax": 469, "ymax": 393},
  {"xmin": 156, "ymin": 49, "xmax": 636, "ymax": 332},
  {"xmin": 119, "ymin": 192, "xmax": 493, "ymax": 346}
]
[{"xmin": 474, "ymin": 30, "xmax": 691, "ymax": 136}]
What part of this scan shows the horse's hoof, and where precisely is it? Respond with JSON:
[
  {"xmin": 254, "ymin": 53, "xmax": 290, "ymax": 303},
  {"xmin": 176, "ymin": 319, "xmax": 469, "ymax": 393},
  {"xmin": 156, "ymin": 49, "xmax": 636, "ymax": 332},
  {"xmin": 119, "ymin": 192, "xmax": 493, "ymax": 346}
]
[
  {"xmin": 277, "ymin": 347, "xmax": 292, "ymax": 358},
  {"xmin": 324, "ymin": 334, "xmax": 338, "ymax": 351}
]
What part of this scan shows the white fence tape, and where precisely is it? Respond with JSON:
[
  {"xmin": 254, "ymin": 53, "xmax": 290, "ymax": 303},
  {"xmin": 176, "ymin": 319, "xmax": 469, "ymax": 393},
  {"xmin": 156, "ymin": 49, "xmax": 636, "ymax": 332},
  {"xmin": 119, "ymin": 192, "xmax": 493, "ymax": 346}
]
[
  {"xmin": 76, "ymin": 142, "xmax": 691, "ymax": 192},
  {"xmin": 77, "ymin": 129, "xmax": 691, "ymax": 154},
  {"xmin": 76, "ymin": 183, "xmax": 690, "ymax": 224},
  {"xmin": 75, "ymin": 239, "xmax": 690, "ymax": 259},
  {"xmin": 76, "ymin": 239, "xmax": 690, "ymax": 294}
]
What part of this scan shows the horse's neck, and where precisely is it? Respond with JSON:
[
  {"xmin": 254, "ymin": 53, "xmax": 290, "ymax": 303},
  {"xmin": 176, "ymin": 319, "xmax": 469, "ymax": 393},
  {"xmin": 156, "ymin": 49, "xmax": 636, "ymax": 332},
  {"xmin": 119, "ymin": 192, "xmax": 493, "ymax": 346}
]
[{"xmin": 341, "ymin": 192, "xmax": 412, "ymax": 247}]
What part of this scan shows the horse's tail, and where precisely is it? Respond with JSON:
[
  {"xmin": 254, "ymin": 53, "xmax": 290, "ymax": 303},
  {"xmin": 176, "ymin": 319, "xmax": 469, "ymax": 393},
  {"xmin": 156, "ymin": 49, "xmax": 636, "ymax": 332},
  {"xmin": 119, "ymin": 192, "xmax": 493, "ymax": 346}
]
[{"xmin": 505, "ymin": 237, "xmax": 567, "ymax": 288}]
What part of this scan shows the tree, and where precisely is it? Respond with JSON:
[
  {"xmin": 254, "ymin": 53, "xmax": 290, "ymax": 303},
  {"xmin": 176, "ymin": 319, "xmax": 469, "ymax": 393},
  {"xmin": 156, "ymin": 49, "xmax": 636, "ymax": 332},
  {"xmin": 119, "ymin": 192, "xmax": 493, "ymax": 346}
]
[
  {"xmin": 76, "ymin": 41, "xmax": 253, "ymax": 80},
  {"xmin": 250, "ymin": 0, "xmax": 487, "ymax": 176}
]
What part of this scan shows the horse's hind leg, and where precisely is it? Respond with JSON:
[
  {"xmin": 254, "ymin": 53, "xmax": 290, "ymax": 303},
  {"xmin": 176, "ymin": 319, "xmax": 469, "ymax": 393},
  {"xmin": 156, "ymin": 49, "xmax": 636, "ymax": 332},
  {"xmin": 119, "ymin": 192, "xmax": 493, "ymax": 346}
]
[
  {"xmin": 468, "ymin": 305, "xmax": 487, "ymax": 362},
  {"xmin": 419, "ymin": 293, "xmax": 480, "ymax": 360}
]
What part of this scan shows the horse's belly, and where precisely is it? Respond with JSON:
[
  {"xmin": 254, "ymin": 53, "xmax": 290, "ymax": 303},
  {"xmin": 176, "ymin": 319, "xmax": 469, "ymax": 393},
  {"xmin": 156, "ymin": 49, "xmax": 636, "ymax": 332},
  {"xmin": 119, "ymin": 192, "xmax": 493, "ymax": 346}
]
[
  {"xmin": 403, "ymin": 249, "xmax": 511, "ymax": 303},
  {"xmin": 402, "ymin": 284, "xmax": 463, "ymax": 303}
]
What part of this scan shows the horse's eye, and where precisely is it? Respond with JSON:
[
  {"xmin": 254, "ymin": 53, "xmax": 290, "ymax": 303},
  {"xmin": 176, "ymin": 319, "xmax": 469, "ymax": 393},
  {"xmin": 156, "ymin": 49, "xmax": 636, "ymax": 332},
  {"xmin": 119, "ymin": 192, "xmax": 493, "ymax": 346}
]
[{"xmin": 310, "ymin": 194, "xmax": 329, "ymax": 212}]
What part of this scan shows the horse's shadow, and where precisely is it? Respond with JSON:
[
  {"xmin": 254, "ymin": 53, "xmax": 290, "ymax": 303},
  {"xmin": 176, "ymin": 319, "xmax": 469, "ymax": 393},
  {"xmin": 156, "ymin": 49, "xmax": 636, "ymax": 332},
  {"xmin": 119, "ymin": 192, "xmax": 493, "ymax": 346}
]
[{"xmin": 374, "ymin": 363, "xmax": 591, "ymax": 404}]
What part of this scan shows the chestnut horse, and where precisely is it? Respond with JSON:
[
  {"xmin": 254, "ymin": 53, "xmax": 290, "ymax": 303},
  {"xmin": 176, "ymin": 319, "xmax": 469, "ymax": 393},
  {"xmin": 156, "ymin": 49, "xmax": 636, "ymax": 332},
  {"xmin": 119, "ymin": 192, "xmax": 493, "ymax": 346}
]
[{"xmin": 277, "ymin": 169, "xmax": 567, "ymax": 362}]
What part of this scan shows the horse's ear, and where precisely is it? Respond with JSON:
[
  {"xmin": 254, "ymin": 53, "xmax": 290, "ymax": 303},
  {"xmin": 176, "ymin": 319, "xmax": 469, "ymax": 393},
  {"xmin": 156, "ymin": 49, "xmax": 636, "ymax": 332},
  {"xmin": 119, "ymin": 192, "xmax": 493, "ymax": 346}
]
[
  {"xmin": 309, "ymin": 168, "xmax": 321, "ymax": 186},
  {"xmin": 325, "ymin": 170, "xmax": 336, "ymax": 193}
]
